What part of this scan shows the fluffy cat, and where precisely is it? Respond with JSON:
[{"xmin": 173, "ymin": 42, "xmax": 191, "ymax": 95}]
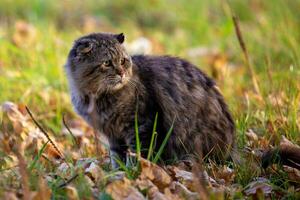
[{"xmin": 65, "ymin": 32, "xmax": 235, "ymax": 166}]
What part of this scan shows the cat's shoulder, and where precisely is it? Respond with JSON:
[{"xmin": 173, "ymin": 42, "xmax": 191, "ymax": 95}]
[{"xmin": 131, "ymin": 54, "xmax": 215, "ymax": 89}]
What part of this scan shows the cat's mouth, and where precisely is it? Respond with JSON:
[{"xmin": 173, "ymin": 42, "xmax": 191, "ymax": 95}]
[
  {"xmin": 100, "ymin": 70, "xmax": 131, "ymax": 92},
  {"xmin": 110, "ymin": 74, "xmax": 129, "ymax": 91}
]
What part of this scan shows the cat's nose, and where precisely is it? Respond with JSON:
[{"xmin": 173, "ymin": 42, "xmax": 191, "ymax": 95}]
[{"xmin": 116, "ymin": 67, "xmax": 125, "ymax": 77}]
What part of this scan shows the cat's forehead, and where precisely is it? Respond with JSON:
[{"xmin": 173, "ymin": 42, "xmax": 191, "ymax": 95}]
[{"xmin": 76, "ymin": 33, "xmax": 118, "ymax": 46}]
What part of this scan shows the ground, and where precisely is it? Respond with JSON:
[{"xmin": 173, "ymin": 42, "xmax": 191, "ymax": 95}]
[{"xmin": 0, "ymin": 0, "xmax": 299, "ymax": 199}]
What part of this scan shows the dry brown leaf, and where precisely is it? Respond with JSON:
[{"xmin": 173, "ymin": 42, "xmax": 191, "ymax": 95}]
[
  {"xmin": 243, "ymin": 177, "xmax": 272, "ymax": 196},
  {"xmin": 164, "ymin": 188, "xmax": 184, "ymax": 200},
  {"xmin": 85, "ymin": 161, "xmax": 104, "ymax": 183},
  {"xmin": 147, "ymin": 186, "xmax": 184, "ymax": 200},
  {"xmin": 283, "ymin": 166, "xmax": 300, "ymax": 183},
  {"xmin": 148, "ymin": 186, "xmax": 167, "ymax": 200},
  {"xmin": 65, "ymin": 186, "xmax": 80, "ymax": 200},
  {"xmin": 84, "ymin": 174, "xmax": 95, "ymax": 187},
  {"xmin": 1, "ymin": 101, "xmax": 26, "ymax": 136},
  {"xmin": 170, "ymin": 181, "xmax": 198, "ymax": 200},
  {"xmin": 2, "ymin": 102, "xmax": 27, "ymax": 123},
  {"xmin": 44, "ymin": 143, "xmax": 63, "ymax": 161},
  {"xmin": 211, "ymin": 165, "xmax": 235, "ymax": 186},
  {"xmin": 135, "ymin": 178, "xmax": 155, "ymax": 191},
  {"xmin": 106, "ymin": 177, "xmax": 145, "ymax": 200},
  {"xmin": 1, "ymin": 101, "xmax": 64, "ymax": 163},
  {"xmin": 167, "ymin": 166, "xmax": 194, "ymax": 190},
  {"xmin": 246, "ymin": 129, "xmax": 258, "ymax": 143},
  {"xmin": 139, "ymin": 158, "xmax": 172, "ymax": 190},
  {"xmin": 148, "ymin": 187, "xmax": 167, "ymax": 200},
  {"xmin": 135, "ymin": 178, "xmax": 166, "ymax": 200}
]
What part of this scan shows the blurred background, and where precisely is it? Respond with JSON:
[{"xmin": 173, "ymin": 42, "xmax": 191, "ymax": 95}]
[{"xmin": 0, "ymin": 0, "xmax": 299, "ymax": 143}]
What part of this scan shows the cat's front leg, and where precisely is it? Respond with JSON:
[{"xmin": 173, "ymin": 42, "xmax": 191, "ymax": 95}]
[{"xmin": 109, "ymin": 138, "xmax": 128, "ymax": 169}]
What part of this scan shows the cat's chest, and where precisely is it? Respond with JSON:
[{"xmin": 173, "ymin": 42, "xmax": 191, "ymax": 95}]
[{"xmin": 89, "ymin": 95, "xmax": 134, "ymax": 134}]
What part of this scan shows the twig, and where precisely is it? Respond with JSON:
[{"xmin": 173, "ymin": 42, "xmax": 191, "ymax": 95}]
[
  {"xmin": 58, "ymin": 173, "xmax": 80, "ymax": 188},
  {"xmin": 62, "ymin": 114, "xmax": 80, "ymax": 149},
  {"xmin": 42, "ymin": 154, "xmax": 56, "ymax": 165},
  {"xmin": 232, "ymin": 15, "xmax": 261, "ymax": 96},
  {"xmin": 25, "ymin": 106, "xmax": 64, "ymax": 159}
]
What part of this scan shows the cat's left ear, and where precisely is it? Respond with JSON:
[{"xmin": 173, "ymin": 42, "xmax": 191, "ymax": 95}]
[{"xmin": 114, "ymin": 33, "xmax": 125, "ymax": 44}]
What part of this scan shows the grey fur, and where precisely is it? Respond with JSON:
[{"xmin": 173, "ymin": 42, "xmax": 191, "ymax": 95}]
[{"xmin": 65, "ymin": 32, "xmax": 235, "ymax": 165}]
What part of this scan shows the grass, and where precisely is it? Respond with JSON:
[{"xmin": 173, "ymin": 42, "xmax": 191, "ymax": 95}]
[
  {"xmin": 0, "ymin": 0, "xmax": 299, "ymax": 199},
  {"xmin": 147, "ymin": 112, "xmax": 158, "ymax": 160}
]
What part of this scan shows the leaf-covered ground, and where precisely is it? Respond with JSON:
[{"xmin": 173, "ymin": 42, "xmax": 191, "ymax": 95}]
[{"xmin": 0, "ymin": 0, "xmax": 299, "ymax": 199}]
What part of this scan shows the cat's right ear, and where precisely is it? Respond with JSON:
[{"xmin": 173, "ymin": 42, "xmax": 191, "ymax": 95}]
[{"xmin": 75, "ymin": 39, "xmax": 94, "ymax": 55}]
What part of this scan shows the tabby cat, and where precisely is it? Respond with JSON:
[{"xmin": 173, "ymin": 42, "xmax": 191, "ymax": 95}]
[{"xmin": 65, "ymin": 32, "xmax": 235, "ymax": 167}]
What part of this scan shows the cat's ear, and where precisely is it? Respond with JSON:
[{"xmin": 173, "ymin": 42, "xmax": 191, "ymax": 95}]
[
  {"xmin": 114, "ymin": 33, "xmax": 125, "ymax": 44},
  {"xmin": 76, "ymin": 39, "xmax": 94, "ymax": 54}
]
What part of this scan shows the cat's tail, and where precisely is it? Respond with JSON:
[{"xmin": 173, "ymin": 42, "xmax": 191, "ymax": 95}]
[{"xmin": 262, "ymin": 140, "xmax": 300, "ymax": 170}]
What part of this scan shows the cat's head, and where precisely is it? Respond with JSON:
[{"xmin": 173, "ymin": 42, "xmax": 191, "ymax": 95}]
[{"xmin": 65, "ymin": 32, "xmax": 132, "ymax": 94}]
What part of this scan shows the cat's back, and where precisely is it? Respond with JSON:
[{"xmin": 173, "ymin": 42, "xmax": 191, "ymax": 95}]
[
  {"xmin": 132, "ymin": 55, "xmax": 235, "ymax": 160},
  {"xmin": 132, "ymin": 55, "xmax": 215, "ymax": 92}
]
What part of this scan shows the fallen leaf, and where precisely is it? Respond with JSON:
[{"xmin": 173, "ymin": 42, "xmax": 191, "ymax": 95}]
[
  {"xmin": 167, "ymin": 166, "xmax": 194, "ymax": 190},
  {"xmin": 246, "ymin": 129, "xmax": 258, "ymax": 143},
  {"xmin": 210, "ymin": 165, "xmax": 235, "ymax": 185},
  {"xmin": 85, "ymin": 161, "xmax": 104, "ymax": 183},
  {"xmin": 65, "ymin": 186, "xmax": 80, "ymax": 200},
  {"xmin": 147, "ymin": 186, "xmax": 167, "ymax": 200},
  {"xmin": 283, "ymin": 166, "xmax": 300, "ymax": 183},
  {"xmin": 163, "ymin": 188, "xmax": 184, "ymax": 200},
  {"xmin": 139, "ymin": 158, "xmax": 172, "ymax": 190},
  {"xmin": 135, "ymin": 178, "xmax": 155, "ymax": 191},
  {"xmin": 170, "ymin": 181, "xmax": 198, "ymax": 200},
  {"xmin": 243, "ymin": 177, "xmax": 272, "ymax": 196},
  {"xmin": 106, "ymin": 177, "xmax": 145, "ymax": 200}
]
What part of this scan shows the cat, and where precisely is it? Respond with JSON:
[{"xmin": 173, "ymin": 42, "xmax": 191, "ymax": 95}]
[{"xmin": 65, "ymin": 32, "xmax": 235, "ymax": 167}]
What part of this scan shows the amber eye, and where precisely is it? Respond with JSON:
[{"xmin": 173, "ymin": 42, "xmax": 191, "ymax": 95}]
[
  {"xmin": 120, "ymin": 58, "xmax": 126, "ymax": 65},
  {"xmin": 103, "ymin": 60, "xmax": 110, "ymax": 66}
]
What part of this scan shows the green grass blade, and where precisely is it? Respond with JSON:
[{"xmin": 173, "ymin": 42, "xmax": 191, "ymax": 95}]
[
  {"xmin": 135, "ymin": 106, "xmax": 141, "ymax": 158},
  {"xmin": 147, "ymin": 112, "xmax": 158, "ymax": 160},
  {"xmin": 114, "ymin": 158, "xmax": 134, "ymax": 179},
  {"xmin": 28, "ymin": 140, "xmax": 49, "ymax": 171},
  {"xmin": 153, "ymin": 119, "xmax": 175, "ymax": 163}
]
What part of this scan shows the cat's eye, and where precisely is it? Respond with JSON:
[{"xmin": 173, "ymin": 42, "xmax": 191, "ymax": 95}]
[
  {"xmin": 120, "ymin": 58, "xmax": 126, "ymax": 65},
  {"xmin": 103, "ymin": 60, "xmax": 110, "ymax": 66}
]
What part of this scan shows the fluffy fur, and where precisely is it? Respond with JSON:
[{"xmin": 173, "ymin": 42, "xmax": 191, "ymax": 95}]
[{"xmin": 65, "ymin": 32, "xmax": 235, "ymax": 166}]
